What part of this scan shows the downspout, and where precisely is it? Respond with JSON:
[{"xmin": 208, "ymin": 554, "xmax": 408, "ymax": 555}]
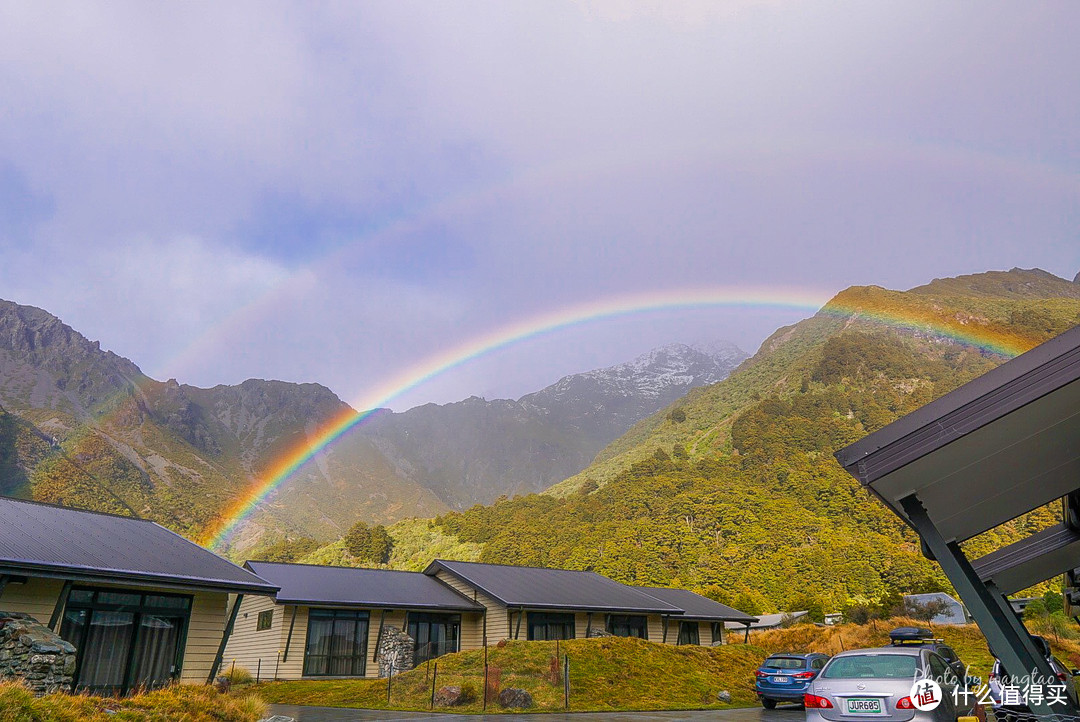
[
  {"xmin": 48, "ymin": 580, "xmax": 73, "ymax": 632},
  {"xmin": 281, "ymin": 606, "xmax": 298, "ymax": 662},
  {"xmin": 207, "ymin": 594, "xmax": 244, "ymax": 684}
]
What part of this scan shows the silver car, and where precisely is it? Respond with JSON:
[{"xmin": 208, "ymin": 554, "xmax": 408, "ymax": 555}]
[{"xmin": 804, "ymin": 646, "xmax": 977, "ymax": 722}]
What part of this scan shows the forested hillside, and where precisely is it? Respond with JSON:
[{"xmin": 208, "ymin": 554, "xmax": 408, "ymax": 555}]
[{"xmin": 353, "ymin": 269, "xmax": 1080, "ymax": 614}]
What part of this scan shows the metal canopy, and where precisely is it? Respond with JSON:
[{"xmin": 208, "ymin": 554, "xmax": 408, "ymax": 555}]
[
  {"xmin": 836, "ymin": 324, "xmax": 1080, "ymax": 544},
  {"xmin": 972, "ymin": 523, "xmax": 1080, "ymax": 597}
]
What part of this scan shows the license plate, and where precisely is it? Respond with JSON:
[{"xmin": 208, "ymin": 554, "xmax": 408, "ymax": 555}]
[
  {"xmin": 772, "ymin": 676, "xmax": 790, "ymax": 683},
  {"xmin": 846, "ymin": 698, "xmax": 883, "ymax": 714}
]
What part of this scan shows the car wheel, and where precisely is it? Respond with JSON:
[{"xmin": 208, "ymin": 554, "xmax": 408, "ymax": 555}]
[{"xmin": 761, "ymin": 698, "xmax": 777, "ymax": 709}]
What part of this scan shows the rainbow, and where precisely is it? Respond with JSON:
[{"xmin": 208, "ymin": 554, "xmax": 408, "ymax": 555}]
[
  {"xmin": 202, "ymin": 283, "xmax": 1051, "ymax": 550},
  {"xmin": 201, "ymin": 286, "xmax": 831, "ymax": 548},
  {"xmin": 820, "ymin": 286, "xmax": 1040, "ymax": 357}
]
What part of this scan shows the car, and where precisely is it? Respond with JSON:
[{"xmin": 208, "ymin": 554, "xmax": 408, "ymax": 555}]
[
  {"xmin": 889, "ymin": 627, "xmax": 969, "ymax": 683},
  {"xmin": 987, "ymin": 635, "xmax": 1080, "ymax": 722},
  {"xmin": 754, "ymin": 653, "xmax": 831, "ymax": 708},
  {"xmin": 804, "ymin": 645, "xmax": 979, "ymax": 722}
]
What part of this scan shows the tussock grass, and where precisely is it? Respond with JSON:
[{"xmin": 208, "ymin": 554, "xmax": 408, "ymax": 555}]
[
  {"xmin": 0, "ymin": 681, "xmax": 266, "ymax": 722},
  {"xmin": 253, "ymin": 636, "xmax": 765, "ymax": 713},
  {"xmin": 752, "ymin": 616, "xmax": 1080, "ymax": 681}
]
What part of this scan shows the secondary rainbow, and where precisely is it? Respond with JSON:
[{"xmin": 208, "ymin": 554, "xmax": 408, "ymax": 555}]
[{"xmin": 202, "ymin": 286, "xmax": 831, "ymax": 548}]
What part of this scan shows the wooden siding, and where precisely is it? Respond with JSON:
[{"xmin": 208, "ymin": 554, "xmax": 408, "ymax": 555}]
[
  {"xmin": 0, "ymin": 577, "xmax": 64, "ymax": 622},
  {"xmin": 222, "ymin": 594, "xmax": 281, "ymax": 681},
  {"xmin": 433, "ymin": 571, "xmax": 508, "ymax": 644}
]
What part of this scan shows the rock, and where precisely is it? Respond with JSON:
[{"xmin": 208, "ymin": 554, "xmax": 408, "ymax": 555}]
[
  {"xmin": 434, "ymin": 685, "xmax": 466, "ymax": 707},
  {"xmin": 0, "ymin": 611, "xmax": 73, "ymax": 695},
  {"xmin": 214, "ymin": 675, "xmax": 231, "ymax": 693},
  {"xmin": 376, "ymin": 626, "xmax": 415, "ymax": 678},
  {"xmin": 586, "ymin": 627, "xmax": 613, "ymax": 638},
  {"xmin": 497, "ymin": 687, "xmax": 534, "ymax": 709},
  {"xmin": 717, "ymin": 690, "xmax": 732, "ymax": 703}
]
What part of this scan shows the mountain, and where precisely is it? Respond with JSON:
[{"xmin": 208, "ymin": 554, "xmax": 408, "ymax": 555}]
[
  {"xmin": 0, "ymin": 297, "xmax": 745, "ymax": 554},
  {"xmin": 0, "ymin": 298, "xmax": 448, "ymax": 549},
  {"xmin": 380, "ymin": 268, "xmax": 1080, "ymax": 612},
  {"xmin": 342, "ymin": 342, "xmax": 746, "ymax": 510}
]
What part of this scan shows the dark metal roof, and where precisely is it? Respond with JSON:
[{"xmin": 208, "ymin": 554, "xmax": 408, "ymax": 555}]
[
  {"xmin": 971, "ymin": 523, "xmax": 1080, "ymax": 597},
  {"xmin": 834, "ymin": 324, "xmax": 1080, "ymax": 543},
  {"xmin": 424, "ymin": 560, "xmax": 682, "ymax": 614},
  {"xmin": 246, "ymin": 561, "xmax": 484, "ymax": 611},
  {"xmin": 0, "ymin": 496, "xmax": 278, "ymax": 594},
  {"xmin": 630, "ymin": 586, "xmax": 758, "ymax": 622}
]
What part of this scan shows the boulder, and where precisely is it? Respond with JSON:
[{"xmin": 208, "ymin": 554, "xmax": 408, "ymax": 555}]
[
  {"xmin": 717, "ymin": 690, "xmax": 733, "ymax": 703},
  {"xmin": 497, "ymin": 687, "xmax": 534, "ymax": 709},
  {"xmin": 434, "ymin": 685, "xmax": 466, "ymax": 707}
]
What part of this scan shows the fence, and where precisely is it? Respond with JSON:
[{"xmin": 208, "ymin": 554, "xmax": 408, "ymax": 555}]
[{"xmin": 227, "ymin": 636, "xmax": 753, "ymax": 713}]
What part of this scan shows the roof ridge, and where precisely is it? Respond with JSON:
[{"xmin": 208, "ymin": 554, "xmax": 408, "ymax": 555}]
[
  {"xmin": 0, "ymin": 493, "xmax": 155, "ymax": 523},
  {"xmin": 248, "ymin": 559, "xmax": 423, "ymax": 574}
]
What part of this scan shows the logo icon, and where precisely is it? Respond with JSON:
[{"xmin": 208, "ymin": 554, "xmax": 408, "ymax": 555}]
[{"xmin": 910, "ymin": 680, "xmax": 942, "ymax": 711}]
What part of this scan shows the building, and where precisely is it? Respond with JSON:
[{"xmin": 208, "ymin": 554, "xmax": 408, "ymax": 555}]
[
  {"xmin": 224, "ymin": 561, "xmax": 484, "ymax": 679},
  {"xmin": 223, "ymin": 558, "xmax": 757, "ymax": 680},
  {"xmin": 902, "ymin": 592, "xmax": 970, "ymax": 625},
  {"xmin": 724, "ymin": 610, "xmax": 809, "ymax": 634},
  {"xmin": 0, "ymin": 496, "xmax": 278, "ymax": 695}
]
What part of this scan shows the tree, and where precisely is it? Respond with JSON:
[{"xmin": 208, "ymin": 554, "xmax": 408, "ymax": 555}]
[
  {"xmin": 344, "ymin": 521, "xmax": 394, "ymax": 564},
  {"xmin": 903, "ymin": 597, "xmax": 952, "ymax": 625}
]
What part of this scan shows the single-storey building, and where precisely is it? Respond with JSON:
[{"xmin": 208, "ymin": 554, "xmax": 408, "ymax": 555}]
[
  {"xmin": 725, "ymin": 610, "xmax": 809, "ymax": 633},
  {"xmin": 223, "ymin": 561, "xmax": 485, "ymax": 679},
  {"xmin": 224, "ymin": 558, "xmax": 757, "ymax": 680},
  {"xmin": 903, "ymin": 592, "xmax": 970, "ymax": 625},
  {"xmin": 629, "ymin": 585, "xmax": 756, "ymax": 645},
  {"xmin": 0, "ymin": 496, "xmax": 278, "ymax": 695}
]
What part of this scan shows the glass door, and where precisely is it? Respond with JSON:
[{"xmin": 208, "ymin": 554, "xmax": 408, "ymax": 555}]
[{"xmin": 59, "ymin": 587, "xmax": 191, "ymax": 695}]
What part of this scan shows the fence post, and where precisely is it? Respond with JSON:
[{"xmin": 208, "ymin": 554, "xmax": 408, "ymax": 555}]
[
  {"xmin": 563, "ymin": 654, "xmax": 569, "ymax": 710},
  {"xmin": 256, "ymin": 658, "xmax": 261, "ymax": 684},
  {"xmin": 430, "ymin": 661, "xmax": 438, "ymax": 709},
  {"xmin": 483, "ymin": 644, "xmax": 489, "ymax": 711},
  {"xmin": 387, "ymin": 663, "xmax": 393, "ymax": 705}
]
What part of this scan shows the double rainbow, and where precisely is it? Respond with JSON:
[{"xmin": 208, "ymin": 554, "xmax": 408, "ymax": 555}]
[{"xmin": 202, "ymin": 284, "xmax": 1045, "ymax": 550}]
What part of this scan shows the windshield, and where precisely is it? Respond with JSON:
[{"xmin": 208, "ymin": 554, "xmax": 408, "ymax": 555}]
[
  {"xmin": 823, "ymin": 654, "xmax": 918, "ymax": 679},
  {"xmin": 764, "ymin": 657, "xmax": 807, "ymax": 670}
]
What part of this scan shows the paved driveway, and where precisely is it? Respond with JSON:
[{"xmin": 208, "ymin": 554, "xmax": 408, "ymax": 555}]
[{"xmin": 266, "ymin": 702, "xmax": 808, "ymax": 721}]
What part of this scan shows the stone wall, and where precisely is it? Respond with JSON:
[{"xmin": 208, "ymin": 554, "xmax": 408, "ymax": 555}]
[
  {"xmin": 376, "ymin": 626, "xmax": 414, "ymax": 678},
  {"xmin": 0, "ymin": 611, "xmax": 77, "ymax": 695}
]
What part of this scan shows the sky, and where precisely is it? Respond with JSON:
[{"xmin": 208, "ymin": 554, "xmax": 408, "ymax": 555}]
[{"xmin": 1, "ymin": 1, "xmax": 1077, "ymax": 411}]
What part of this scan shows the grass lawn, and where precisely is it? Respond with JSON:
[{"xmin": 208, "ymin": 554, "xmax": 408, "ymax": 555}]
[{"xmin": 251, "ymin": 636, "xmax": 765, "ymax": 713}]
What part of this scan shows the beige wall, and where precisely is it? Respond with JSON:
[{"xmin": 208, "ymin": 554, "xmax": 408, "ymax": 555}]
[
  {"xmin": 0, "ymin": 575, "xmax": 229, "ymax": 686},
  {"xmin": 224, "ymin": 598, "xmax": 485, "ymax": 681}
]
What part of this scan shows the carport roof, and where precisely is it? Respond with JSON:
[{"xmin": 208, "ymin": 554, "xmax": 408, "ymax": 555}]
[
  {"xmin": 834, "ymin": 324, "xmax": 1080, "ymax": 545},
  {"xmin": 0, "ymin": 496, "xmax": 278, "ymax": 594}
]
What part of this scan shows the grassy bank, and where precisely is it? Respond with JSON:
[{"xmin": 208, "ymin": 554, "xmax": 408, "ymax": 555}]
[
  {"xmin": 0, "ymin": 682, "xmax": 266, "ymax": 722},
  {"xmin": 253, "ymin": 636, "xmax": 765, "ymax": 713},
  {"xmin": 752, "ymin": 616, "xmax": 1080, "ymax": 681}
]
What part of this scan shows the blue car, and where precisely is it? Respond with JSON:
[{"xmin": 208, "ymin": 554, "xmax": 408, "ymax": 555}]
[{"xmin": 755, "ymin": 653, "xmax": 831, "ymax": 708}]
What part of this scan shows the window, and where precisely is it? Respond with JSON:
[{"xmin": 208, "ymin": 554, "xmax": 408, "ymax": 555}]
[
  {"xmin": 303, "ymin": 609, "xmax": 369, "ymax": 677},
  {"xmin": 812, "ymin": 657, "xmax": 826, "ymax": 670},
  {"xmin": 527, "ymin": 612, "xmax": 575, "ymax": 641},
  {"xmin": 408, "ymin": 613, "xmax": 461, "ymax": 665},
  {"xmin": 677, "ymin": 621, "xmax": 700, "ymax": 645},
  {"xmin": 607, "ymin": 614, "xmax": 648, "ymax": 640},
  {"xmin": 257, "ymin": 609, "xmax": 273, "ymax": 631},
  {"xmin": 59, "ymin": 587, "xmax": 192, "ymax": 695}
]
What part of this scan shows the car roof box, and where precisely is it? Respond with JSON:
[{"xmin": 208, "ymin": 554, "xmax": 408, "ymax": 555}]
[{"xmin": 889, "ymin": 626, "xmax": 933, "ymax": 644}]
